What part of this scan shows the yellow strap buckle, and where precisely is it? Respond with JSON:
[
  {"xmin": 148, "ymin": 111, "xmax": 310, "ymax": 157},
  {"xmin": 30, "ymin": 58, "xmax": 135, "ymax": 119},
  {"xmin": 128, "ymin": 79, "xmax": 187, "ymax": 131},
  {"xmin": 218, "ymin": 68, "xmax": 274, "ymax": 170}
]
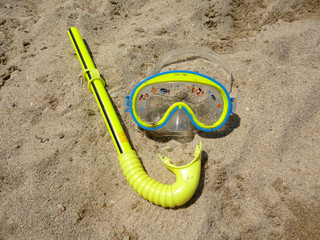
[{"xmin": 83, "ymin": 68, "xmax": 105, "ymax": 93}]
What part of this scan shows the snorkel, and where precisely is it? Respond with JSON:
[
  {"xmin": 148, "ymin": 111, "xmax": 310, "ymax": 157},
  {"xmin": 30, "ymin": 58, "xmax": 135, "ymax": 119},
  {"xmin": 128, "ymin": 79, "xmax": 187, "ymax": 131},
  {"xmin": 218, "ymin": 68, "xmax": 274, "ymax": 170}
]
[{"xmin": 68, "ymin": 27, "xmax": 201, "ymax": 207}]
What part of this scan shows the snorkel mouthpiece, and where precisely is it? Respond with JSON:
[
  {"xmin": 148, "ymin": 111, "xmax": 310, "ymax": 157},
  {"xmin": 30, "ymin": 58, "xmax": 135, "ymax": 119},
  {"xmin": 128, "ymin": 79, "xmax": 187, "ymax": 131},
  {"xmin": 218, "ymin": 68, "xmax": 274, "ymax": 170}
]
[{"xmin": 119, "ymin": 142, "xmax": 202, "ymax": 207}]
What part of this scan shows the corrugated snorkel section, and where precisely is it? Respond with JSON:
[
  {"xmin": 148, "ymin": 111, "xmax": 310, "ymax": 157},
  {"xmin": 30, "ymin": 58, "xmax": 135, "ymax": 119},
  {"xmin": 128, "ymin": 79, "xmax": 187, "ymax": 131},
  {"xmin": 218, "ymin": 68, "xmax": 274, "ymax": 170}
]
[{"xmin": 118, "ymin": 142, "xmax": 202, "ymax": 208}]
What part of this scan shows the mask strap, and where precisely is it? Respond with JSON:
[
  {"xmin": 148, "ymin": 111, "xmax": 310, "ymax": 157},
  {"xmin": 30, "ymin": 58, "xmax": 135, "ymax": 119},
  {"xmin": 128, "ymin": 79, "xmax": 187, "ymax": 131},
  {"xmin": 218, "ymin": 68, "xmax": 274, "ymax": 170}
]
[{"xmin": 149, "ymin": 47, "xmax": 232, "ymax": 93}]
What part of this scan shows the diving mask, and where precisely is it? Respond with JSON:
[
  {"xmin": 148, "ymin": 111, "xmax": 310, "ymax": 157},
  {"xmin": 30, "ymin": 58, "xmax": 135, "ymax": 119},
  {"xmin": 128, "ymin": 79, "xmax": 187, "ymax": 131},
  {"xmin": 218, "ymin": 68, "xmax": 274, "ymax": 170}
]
[{"xmin": 125, "ymin": 47, "xmax": 236, "ymax": 136}]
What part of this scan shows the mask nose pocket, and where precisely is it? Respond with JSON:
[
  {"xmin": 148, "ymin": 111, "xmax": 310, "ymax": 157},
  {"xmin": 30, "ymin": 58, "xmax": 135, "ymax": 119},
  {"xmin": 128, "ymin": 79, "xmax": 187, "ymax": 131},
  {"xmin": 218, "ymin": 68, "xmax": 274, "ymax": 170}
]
[{"xmin": 166, "ymin": 108, "xmax": 192, "ymax": 133}]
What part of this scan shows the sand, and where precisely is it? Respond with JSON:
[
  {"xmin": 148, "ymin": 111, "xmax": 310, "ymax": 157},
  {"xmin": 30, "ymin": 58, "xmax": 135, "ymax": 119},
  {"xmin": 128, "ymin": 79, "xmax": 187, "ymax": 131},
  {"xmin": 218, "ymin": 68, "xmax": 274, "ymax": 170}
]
[{"xmin": 1, "ymin": 0, "xmax": 320, "ymax": 239}]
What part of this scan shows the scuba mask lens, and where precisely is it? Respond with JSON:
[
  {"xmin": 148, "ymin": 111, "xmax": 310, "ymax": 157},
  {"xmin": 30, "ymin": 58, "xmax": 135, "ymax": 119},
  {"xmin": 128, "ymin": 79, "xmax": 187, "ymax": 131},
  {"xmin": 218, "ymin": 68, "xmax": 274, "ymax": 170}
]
[{"xmin": 134, "ymin": 81, "xmax": 226, "ymax": 126}]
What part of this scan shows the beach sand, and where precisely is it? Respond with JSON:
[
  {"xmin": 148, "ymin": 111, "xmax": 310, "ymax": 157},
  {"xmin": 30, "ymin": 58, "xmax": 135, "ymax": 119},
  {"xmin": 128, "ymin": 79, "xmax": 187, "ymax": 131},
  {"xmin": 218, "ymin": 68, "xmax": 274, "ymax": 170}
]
[{"xmin": 1, "ymin": 0, "xmax": 319, "ymax": 239}]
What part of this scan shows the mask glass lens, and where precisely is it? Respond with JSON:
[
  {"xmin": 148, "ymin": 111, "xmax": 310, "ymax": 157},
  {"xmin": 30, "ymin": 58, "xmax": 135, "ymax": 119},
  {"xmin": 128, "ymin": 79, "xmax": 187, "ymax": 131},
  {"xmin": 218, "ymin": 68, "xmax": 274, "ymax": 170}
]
[{"xmin": 134, "ymin": 82, "xmax": 225, "ymax": 126}]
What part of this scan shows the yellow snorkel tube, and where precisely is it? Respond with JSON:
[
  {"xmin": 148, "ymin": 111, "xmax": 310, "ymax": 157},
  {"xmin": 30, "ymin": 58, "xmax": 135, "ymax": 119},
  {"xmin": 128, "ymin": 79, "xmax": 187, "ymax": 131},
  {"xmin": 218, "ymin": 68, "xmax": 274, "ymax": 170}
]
[{"xmin": 68, "ymin": 27, "xmax": 201, "ymax": 207}]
